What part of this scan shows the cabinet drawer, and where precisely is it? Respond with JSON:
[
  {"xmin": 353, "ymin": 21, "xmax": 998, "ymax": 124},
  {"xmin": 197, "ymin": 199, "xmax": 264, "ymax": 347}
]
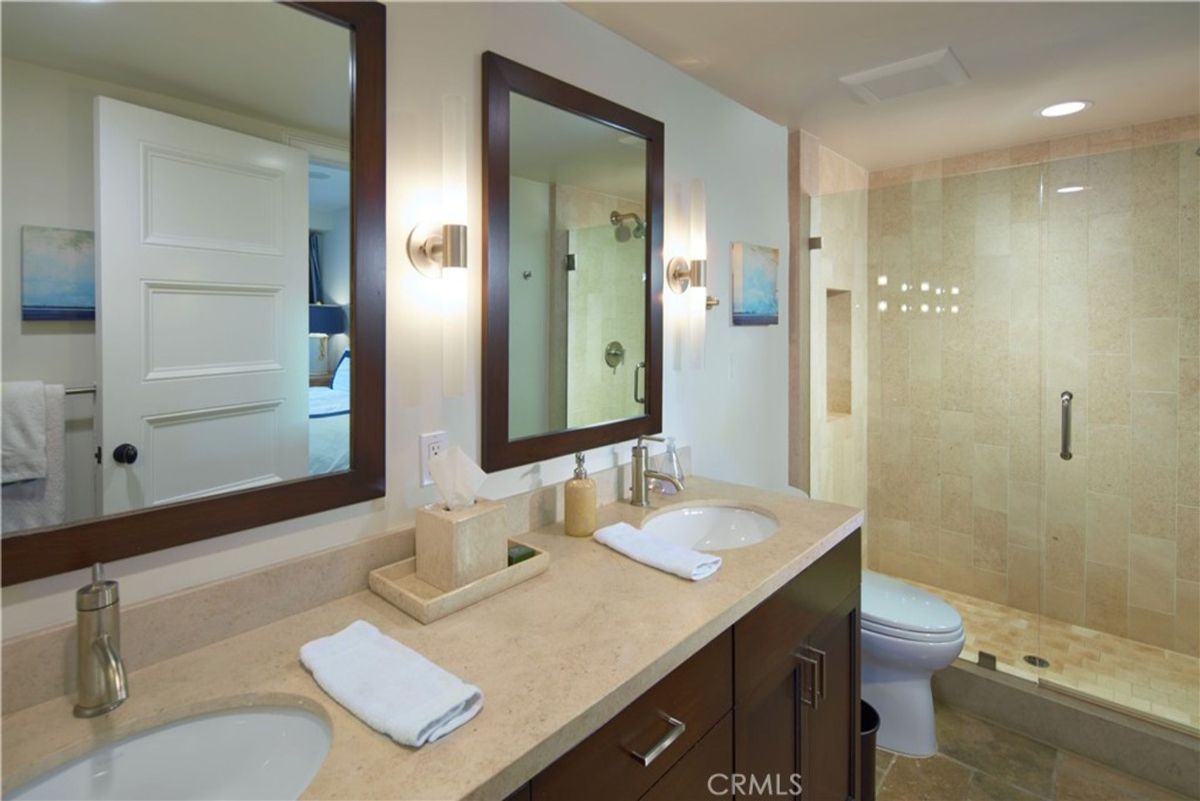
[
  {"xmin": 642, "ymin": 712, "xmax": 733, "ymax": 801},
  {"xmin": 734, "ymin": 530, "xmax": 860, "ymax": 705},
  {"xmin": 533, "ymin": 630, "xmax": 733, "ymax": 801}
]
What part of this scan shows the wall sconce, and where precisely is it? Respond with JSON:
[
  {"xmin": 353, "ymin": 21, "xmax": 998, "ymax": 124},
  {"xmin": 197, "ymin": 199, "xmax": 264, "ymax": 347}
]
[
  {"xmin": 667, "ymin": 179, "xmax": 718, "ymax": 311},
  {"xmin": 410, "ymin": 95, "xmax": 469, "ymax": 279},
  {"xmin": 408, "ymin": 223, "xmax": 467, "ymax": 278}
]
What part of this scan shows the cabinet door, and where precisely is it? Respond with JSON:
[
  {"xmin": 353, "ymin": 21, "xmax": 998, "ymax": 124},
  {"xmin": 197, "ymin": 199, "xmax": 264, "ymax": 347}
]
[
  {"xmin": 733, "ymin": 669, "xmax": 799, "ymax": 798},
  {"xmin": 798, "ymin": 597, "xmax": 860, "ymax": 801}
]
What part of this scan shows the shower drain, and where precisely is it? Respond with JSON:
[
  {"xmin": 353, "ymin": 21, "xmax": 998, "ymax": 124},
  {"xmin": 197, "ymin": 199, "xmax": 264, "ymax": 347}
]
[{"xmin": 1023, "ymin": 654, "xmax": 1051, "ymax": 668}]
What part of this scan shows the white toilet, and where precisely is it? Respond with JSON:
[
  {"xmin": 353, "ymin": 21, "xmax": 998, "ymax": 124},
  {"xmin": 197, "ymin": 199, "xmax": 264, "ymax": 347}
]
[{"xmin": 861, "ymin": 570, "xmax": 965, "ymax": 758}]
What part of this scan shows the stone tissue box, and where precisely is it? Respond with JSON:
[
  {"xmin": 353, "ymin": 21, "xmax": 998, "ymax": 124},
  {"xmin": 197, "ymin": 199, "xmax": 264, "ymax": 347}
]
[{"xmin": 415, "ymin": 499, "xmax": 508, "ymax": 592}]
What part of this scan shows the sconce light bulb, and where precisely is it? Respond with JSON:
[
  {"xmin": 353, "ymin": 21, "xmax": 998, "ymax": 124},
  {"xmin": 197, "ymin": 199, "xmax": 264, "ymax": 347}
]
[
  {"xmin": 878, "ymin": 300, "xmax": 888, "ymax": 312},
  {"xmin": 920, "ymin": 282, "xmax": 930, "ymax": 292},
  {"xmin": 900, "ymin": 283, "xmax": 909, "ymax": 292},
  {"xmin": 935, "ymin": 287, "xmax": 943, "ymax": 295},
  {"xmin": 877, "ymin": 275, "xmax": 888, "ymax": 287},
  {"xmin": 900, "ymin": 304, "xmax": 909, "ymax": 313},
  {"xmin": 950, "ymin": 305, "xmax": 959, "ymax": 314},
  {"xmin": 950, "ymin": 286, "xmax": 960, "ymax": 295},
  {"xmin": 920, "ymin": 303, "xmax": 930, "ymax": 313}
]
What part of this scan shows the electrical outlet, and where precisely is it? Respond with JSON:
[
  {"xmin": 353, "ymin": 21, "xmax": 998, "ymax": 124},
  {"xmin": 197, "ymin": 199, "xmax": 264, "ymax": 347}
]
[{"xmin": 419, "ymin": 431, "xmax": 449, "ymax": 487}]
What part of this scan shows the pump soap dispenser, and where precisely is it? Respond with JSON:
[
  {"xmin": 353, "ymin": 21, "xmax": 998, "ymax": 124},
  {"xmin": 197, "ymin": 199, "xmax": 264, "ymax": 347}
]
[{"xmin": 564, "ymin": 452, "xmax": 597, "ymax": 537}]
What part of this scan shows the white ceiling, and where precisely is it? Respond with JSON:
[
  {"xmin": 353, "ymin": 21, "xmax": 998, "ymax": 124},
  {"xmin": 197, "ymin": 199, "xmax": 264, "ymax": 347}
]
[
  {"xmin": 510, "ymin": 92, "xmax": 647, "ymax": 200},
  {"xmin": 572, "ymin": 2, "xmax": 1200, "ymax": 170},
  {"xmin": 2, "ymin": 2, "xmax": 350, "ymax": 140}
]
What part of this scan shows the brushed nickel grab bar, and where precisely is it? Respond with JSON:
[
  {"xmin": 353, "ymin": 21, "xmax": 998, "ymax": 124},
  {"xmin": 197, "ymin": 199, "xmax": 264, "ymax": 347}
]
[{"xmin": 1060, "ymin": 391, "xmax": 1073, "ymax": 461}]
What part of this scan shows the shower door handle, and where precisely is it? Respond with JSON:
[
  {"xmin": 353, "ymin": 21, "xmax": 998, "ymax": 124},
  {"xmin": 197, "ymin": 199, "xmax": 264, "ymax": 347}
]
[
  {"xmin": 634, "ymin": 362, "xmax": 646, "ymax": 405},
  {"xmin": 1060, "ymin": 391, "xmax": 1073, "ymax": 461}
]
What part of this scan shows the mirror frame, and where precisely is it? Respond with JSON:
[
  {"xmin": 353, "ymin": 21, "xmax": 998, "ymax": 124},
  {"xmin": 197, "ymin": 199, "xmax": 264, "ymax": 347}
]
[
  {"xmin": 1, "ymin": 1, "xmax": 386, "ymax": 586},
  {"xmin": 481, "ymin": 52, "xmax": 664, "ymax": 472}
]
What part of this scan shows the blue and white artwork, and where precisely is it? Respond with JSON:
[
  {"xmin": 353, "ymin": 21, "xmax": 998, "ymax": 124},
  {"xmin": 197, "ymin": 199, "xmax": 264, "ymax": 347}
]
[
  {"xmin": 731, "ymin": 242, "xmax": 779, "ymax": 326},
  {"xmin": 21, "ymin": 225, "xmax": 95, "ymax": 321}
]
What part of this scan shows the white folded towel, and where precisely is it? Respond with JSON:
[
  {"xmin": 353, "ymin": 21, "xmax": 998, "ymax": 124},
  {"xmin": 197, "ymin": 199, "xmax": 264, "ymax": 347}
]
[
  {"xmin": 594, "ymin": 522, "xmax": 722, "ymax": 581},
  {"xmin": 2, "ymin": 384, "xmax": 65, "ymax": 535},
  {"xmin": 2, "ymin": 381, "xmax": 48, "ymax": 483},
  {"xmin": 299, "ymin": 620, "xmax": 483, "ymax": 747}
]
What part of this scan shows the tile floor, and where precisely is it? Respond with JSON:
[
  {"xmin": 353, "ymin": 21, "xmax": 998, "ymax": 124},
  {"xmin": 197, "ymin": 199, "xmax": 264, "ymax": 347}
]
[
  {"xmin": 875, "ymin": 703, "xmax": 1190, "ymax": 801},
  {"xmin": 903, "ymin": 579, "xmax": 1200, "ymax": 733}
]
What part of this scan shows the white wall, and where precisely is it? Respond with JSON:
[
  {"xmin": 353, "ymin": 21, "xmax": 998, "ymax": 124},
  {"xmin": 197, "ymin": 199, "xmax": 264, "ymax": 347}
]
[{"xmin": 1, "ymin": 3, "xmax": 789, "ymax": 637}]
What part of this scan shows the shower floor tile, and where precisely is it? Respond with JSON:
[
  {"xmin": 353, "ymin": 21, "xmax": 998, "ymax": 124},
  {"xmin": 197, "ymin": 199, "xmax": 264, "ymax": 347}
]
[{"xmin": 900, "ymin": 578, "xmax": 1200, "ymax": 734}]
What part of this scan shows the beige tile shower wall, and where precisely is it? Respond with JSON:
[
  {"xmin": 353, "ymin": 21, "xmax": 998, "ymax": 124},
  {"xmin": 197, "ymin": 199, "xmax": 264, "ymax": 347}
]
[
  {"xmin": 866, "ymin": 115, "xmax": 1200, "ymax": 656},
  {"xmin": 793, "ymin": 133, "xmax": 869, "ymax": 530},
  {"xmin": 553, "ymin": 185, "xmax": 645, "ymax": 429}
]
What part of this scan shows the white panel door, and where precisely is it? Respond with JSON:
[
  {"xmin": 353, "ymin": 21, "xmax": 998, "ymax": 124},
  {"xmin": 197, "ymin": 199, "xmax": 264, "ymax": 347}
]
[{"xmin": 96, "ymin": 97, "xmax": 309, "ymax": 513}]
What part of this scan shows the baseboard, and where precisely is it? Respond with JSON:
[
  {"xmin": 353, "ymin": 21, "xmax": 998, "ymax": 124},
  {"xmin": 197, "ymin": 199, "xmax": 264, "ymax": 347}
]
[{"xmin": 932, "ymin": 660, "xmax": 1199, "ymax": 799}]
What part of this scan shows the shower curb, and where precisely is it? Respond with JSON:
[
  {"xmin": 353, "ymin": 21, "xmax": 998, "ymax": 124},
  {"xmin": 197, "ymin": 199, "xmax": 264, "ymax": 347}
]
[{"xmin": 932, "ymin": 661, "xmax": 1198, "ymax": 798}]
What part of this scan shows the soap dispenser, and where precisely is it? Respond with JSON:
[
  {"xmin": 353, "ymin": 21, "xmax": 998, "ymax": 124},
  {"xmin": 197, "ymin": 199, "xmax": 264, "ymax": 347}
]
[{"xmin": 564, "ymin": 452, "xmax": 597, "ymax": 537}]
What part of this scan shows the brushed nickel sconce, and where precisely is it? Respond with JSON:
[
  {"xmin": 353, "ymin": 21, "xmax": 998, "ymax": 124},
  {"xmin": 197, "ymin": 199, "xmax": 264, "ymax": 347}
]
[
  {"xmin": 411, "ymin": 94, "xmax": 469, "ymax": 281},
  {"xmin": 667, "ymin": 255, "xmax": 706, "ymax": 294},
  {"xmin": 407, "ymin": 222, "xmax": 467, "ymax": 278},
  {"xmin": 668, "ymin": 178, "xmax": 718, "ymax": 310}
]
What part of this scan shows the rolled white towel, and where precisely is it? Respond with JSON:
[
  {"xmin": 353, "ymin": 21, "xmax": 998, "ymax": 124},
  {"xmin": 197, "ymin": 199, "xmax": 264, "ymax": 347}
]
[
  {"xmin": 594, "ymin": 522, "xmax": 722, "ymax": 581},
  {"xmin": 299, "ymin": 620, "xmax": 483, "ymax": 747}
]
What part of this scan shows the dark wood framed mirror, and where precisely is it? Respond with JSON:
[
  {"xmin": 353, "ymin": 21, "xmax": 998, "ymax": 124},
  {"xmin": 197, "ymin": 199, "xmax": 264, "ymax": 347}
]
[
  {"xmin": 481, "ymin": 52, "xmax": 664, "ymax": 472},
  {"xmin": 1, "ymin": 1, "xmax": 385, "ymax": 585}
]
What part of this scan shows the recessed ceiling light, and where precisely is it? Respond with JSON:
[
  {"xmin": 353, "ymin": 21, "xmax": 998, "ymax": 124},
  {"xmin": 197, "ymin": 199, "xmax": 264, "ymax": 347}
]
[
  {"xmin": 1056, "ymin": 185, "xmax": 1088, "ymax": 194},
  {"xmin": 1039, "ymin": 100, "xmax": 1092, "ymax": 118}
]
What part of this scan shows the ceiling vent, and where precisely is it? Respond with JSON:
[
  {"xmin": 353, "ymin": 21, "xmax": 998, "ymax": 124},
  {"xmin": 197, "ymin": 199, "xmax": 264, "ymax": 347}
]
[{"xmin": 839, "ymin": 47, "xmax": 969, "ymax": 104}]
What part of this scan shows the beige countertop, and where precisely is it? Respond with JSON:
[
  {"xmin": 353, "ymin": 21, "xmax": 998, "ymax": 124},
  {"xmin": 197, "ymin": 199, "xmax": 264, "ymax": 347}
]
[{"xmin": 1, "ymin": 478, "xmax": 862, "ymax": 801}]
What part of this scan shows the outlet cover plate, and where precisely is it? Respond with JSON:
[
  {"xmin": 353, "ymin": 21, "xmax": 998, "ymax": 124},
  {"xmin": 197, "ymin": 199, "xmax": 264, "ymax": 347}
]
[{"xmin": 419, "ymin": 431, "xmax": 449, "ymax": 487}]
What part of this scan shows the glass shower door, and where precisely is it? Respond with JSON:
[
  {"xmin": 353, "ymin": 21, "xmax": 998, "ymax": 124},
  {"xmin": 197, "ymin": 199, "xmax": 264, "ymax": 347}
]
[{"xmin": 1038, "ymin": 130, "xmax": 1199, "ymax": 732}]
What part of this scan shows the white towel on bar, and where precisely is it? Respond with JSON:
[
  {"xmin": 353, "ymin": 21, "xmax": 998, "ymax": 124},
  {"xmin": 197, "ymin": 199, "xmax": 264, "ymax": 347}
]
[
  {"xmin": 300, "ymin": 620, "xmax": 483, "ymax": 747},
  {"xmin": 594, "ymin": 522, "xmax": 722, "ymax": 581},
  {"xmin": 2, "ymin": 384, "xmax": 66, "ymax": 534},
  {"xmin": 2, "ymin": 381, "xmax": 48, "ymax": 483}
]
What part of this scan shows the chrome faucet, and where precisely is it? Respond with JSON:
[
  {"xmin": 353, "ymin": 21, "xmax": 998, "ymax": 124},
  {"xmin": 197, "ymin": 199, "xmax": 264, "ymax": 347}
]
[
  {"xmin": 74, "ymin": 563, "xmax": 128, "ymax": 718},
  {"xmin": 630, "ymin": 435, "xmax": 684, "ymax": 507}
]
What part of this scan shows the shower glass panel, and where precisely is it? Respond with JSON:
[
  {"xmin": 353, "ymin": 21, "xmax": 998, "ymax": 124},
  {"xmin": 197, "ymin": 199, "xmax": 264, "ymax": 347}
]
[
  {"xmin": 866, "ymin": 161, "xmax": 1047, "ymax": 681},
  {"xmin": 865, "ymin": 122, "xmax": 1198, "ymax": 733},
  {"xmin": 1038, "ymin": 133, "xmax": 1199, "ymax": 732}
]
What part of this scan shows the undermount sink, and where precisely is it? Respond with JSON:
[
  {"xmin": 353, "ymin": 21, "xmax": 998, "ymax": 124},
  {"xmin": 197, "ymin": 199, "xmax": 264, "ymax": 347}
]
[
  {"xmin": 641, "ymin": 505, "xmax": 778, "ymax": 551},
  {"xmin": 9, "ymin": 706, "xmax": 331, "ymax": 801}
]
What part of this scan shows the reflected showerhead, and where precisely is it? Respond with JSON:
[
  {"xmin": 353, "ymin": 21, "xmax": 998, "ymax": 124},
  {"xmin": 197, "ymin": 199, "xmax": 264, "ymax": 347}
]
[{"xmin": 610, "ymin": 210, "xmax": 646, "ymax": 241}]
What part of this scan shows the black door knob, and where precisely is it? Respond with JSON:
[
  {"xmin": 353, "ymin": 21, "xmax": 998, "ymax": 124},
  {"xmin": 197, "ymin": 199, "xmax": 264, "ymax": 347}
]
[{"xmin": 112, "ymin": 444, "xmax": 138, "ymax": 464}]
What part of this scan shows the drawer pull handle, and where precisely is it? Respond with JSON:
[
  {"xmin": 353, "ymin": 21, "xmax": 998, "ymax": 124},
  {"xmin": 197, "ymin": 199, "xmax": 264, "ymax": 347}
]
[{"xmin": 626, "ymin": 712, "xmax": 686, "ymax": 767}]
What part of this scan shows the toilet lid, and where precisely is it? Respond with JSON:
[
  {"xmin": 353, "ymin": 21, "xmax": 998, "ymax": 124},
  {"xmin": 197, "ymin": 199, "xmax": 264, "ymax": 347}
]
[{"xmin": 861, "ymin": 571, "xmax": 963, "ymax": 637}]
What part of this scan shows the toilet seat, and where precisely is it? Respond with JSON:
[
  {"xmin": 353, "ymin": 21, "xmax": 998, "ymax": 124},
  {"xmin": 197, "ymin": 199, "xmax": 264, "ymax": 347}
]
[{"xmin": 861, "ymin": 571, "xmax": 963, "ymax": 643}]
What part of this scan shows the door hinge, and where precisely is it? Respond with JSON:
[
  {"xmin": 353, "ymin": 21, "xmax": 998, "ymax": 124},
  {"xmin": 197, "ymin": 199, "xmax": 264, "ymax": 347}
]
[{"xmin": 93, "ymin": 446, "xmax": 102, "ymax": 465}]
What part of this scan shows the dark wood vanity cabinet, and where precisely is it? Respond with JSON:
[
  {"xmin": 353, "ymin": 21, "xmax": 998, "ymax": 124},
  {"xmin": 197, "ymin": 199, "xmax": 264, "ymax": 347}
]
[{"xmin": 526, "ymin": 531, "xmax": 862, "ymax": 801}]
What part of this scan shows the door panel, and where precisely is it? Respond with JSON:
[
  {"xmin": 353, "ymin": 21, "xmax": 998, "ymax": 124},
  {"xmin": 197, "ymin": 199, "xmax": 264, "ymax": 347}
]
[
  {"xmin": 734, "ymin": 671, "xmax": 799, "ymax": 798},
  {"xmin": 800, "ymin": 601, "xmax": 860, "ymax": 801},
  {"xmin": 96, "ymin": 96, "xmax": 308, "ymax": 514}
]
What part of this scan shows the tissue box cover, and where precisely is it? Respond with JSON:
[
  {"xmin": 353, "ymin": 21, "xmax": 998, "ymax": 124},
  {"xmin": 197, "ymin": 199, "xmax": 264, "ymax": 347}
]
[{"xmin": 416, "ymin": 499, "xmax": 508, "ymax": 591}]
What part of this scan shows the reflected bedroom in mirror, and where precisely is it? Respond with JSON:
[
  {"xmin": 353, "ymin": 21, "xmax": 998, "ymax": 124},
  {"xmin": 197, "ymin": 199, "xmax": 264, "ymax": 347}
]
[{"xmin": 1, "ymin": 2, "xmax": 354, "ymax": 538}]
